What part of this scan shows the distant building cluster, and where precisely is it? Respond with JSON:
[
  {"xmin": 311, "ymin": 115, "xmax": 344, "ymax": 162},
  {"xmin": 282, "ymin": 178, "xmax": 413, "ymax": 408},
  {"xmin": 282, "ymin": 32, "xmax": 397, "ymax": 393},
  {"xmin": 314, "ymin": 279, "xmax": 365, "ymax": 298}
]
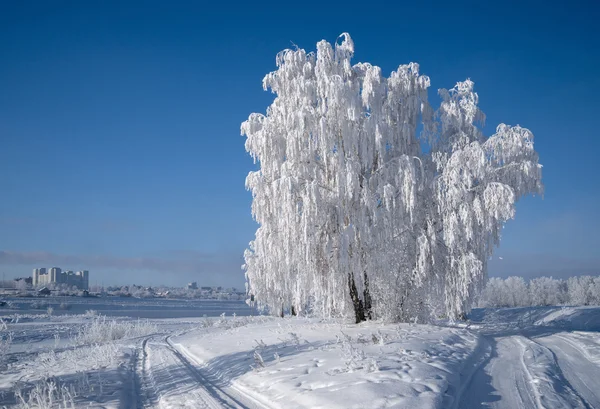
[{"xmin": 32, "ymin": 267, "xmax": 89, "ymax": 290}]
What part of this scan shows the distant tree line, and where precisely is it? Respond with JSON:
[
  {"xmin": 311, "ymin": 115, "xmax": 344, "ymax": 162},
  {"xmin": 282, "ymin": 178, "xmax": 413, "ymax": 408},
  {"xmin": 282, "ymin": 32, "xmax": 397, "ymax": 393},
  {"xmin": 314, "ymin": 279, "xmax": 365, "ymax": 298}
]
[{"xmin": 478, "ymin": 276, "xmax": 600, "ymax": 308}]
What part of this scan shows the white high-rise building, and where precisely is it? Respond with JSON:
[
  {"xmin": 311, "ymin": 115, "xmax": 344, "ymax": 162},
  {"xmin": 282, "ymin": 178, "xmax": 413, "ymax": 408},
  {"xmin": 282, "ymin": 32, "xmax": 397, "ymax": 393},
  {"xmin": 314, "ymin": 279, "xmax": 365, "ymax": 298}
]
[
  {"xmin": 32, "ymin": 267, "xmax": 89, "ymax": 290},
  {"xmin": 32, "ymin": 268, "xmax": 47, "ymax": 286}
]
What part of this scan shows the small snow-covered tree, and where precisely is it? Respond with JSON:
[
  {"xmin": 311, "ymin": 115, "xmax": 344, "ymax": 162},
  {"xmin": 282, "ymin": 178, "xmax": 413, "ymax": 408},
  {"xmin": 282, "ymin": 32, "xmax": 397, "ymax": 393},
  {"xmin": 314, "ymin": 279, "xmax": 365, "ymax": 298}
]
[
  {"xmin": 14, "ymin": 279, "xmax": 28, "ymax": 291},
  {"xmin": 242, "ymin": 34, "xmax": 542, "ymax": 322}
]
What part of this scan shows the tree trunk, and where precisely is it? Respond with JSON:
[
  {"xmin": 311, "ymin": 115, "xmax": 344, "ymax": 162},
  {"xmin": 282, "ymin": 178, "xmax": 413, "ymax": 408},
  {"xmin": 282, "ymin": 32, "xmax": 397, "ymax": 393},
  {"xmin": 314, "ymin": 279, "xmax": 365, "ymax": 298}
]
[
  {"xmin": 348, "ymin": 273, "xmax": 365, "ymax": 323},
  {"xmin": 363, "ymin": 272, "xmax": 372, "ymax": 320},
  {"xmin": 291, "ymin": 305, "xmax": 297, "ymax": 316}
]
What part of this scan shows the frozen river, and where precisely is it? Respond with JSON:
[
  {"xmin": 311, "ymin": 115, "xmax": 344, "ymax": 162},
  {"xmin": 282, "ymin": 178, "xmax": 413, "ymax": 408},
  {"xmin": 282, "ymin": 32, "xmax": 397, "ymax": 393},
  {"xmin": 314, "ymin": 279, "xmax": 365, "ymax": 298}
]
[{"xmin": 0, "ymin": 295, "xmax": 256, "ymax": 318}]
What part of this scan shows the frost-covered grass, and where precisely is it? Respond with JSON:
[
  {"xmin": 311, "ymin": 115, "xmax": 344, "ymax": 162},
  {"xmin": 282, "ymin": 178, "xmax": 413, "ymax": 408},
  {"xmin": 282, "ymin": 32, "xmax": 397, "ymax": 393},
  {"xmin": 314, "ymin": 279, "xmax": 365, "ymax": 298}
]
[
  {"xmin": 0, "ymin": 323, "xmax": 13, "ymax": 368},
  {"xmin": 31, "ymin": 343, "xmax": 121, "ymax": 375},
  {"xmin": 14, "ymin": 378, "xmax": 77, "ymax": 409},
  {"xmin": 74, "ymin": 315, "xmax": 158, "ymax": 345},
  {"xmin": 0, "ymin": 313, "xmax": 163, "ymax": 408}
]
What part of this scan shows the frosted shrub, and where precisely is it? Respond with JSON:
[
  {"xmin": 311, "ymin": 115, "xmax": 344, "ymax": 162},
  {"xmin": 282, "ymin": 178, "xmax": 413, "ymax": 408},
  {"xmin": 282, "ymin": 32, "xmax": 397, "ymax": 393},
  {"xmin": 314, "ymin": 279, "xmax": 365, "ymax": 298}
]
[
  {"xmin": 365, "ymin": 358, "xmax": 379, "ymax": 373},
  {"xmin": 288, "ymin": 332, "xmax": 301, "ymax": 346},
  {"xmin": 252, "ymin": 350, "xmax": 265, "ymax": 371},
  {"xmin": 46, "ymin": 306, "xmax": 54, "ymax": 316},
  {"xmin": 215, "ymin": 312, "xmax": 227, "ymax": 327},
  {"xmin": 338, "ymin": 332, "xmax": 366, "ymax": 372},
  {"xmin": 371, "ymin": 330, "xmax": 387, "ymax": 345},
  {"xmin": 202, "ymin": 314, "xmax": 214, "ymax": 328},
  {"xmin": 226, "ymin": 314, "xmax": 252, "ymax": 329},
  {"xmin": 31, "ymin": 301, "xmax": 48, "ymax": 310},
  {"xmin": 83, "ymin": 309, "xmax": 98, "ymax": 317}
]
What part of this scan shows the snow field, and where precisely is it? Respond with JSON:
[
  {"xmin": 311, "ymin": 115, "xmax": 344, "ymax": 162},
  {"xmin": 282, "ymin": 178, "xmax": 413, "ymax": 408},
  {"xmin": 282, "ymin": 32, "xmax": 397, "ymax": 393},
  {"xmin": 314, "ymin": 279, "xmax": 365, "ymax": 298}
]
[
  {"xmin": 171, "ymin": 317, "xmax": 482, "ymax": 409},
  {"xmin": 2, "ymin": 307, "xmax": 599, "ymax": 408}
]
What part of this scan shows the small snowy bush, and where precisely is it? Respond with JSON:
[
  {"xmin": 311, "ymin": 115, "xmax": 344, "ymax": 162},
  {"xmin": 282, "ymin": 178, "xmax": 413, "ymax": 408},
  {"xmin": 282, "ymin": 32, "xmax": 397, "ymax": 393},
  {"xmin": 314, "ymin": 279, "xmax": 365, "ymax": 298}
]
[
  {"xmin": 31, "ymin": 301, "xmax": 48, "ymax": 310},
  {"xmin": 337, "ymin": 332, "xmax": 367, "ymax": 372},
  {"xmin": 252, "ymin": 350, "xmax": 265, "ymax": 371}
]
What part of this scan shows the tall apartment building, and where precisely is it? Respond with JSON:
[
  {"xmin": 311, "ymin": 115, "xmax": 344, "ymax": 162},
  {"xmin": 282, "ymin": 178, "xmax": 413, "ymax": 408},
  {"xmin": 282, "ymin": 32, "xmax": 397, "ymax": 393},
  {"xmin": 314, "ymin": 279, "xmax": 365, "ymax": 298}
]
[
  {"xmin": 32, "ymin": 268, "xmax": 47, "ymax": 286},
  {"xmin": 32, "ymin": 268, "xmax": 89, "ymax": 290}
]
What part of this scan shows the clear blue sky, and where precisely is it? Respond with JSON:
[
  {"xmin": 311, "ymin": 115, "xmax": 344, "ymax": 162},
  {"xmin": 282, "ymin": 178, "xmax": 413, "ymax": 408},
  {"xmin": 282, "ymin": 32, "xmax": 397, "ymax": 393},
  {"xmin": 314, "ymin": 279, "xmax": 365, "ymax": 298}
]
[{"xmin": 1, "ymin": 1, "xmax": 598, "ymax": 287}]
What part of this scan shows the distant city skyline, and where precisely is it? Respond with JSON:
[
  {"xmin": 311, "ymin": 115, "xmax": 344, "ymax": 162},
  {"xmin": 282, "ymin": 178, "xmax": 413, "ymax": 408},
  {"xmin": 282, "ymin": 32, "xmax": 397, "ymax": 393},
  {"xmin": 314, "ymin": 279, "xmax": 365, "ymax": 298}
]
[
  {"xmin": 1, "ymin": 1, "xmax": 598, "ymax": 286},
  {"xmin": 32, "ymin": 266, "xmax": 89, "ymax": 290}
]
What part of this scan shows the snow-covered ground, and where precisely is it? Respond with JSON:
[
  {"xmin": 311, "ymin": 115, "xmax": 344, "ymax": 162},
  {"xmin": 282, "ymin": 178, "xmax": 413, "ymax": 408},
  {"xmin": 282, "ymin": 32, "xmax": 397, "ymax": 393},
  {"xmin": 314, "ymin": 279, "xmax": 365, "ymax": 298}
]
[
  {"xmin": 458, "ymin": 307, "xmax": 600, "ymax": 409},
  {"xmin": 1, "ymin": 306, "xmax": 599, "ymax": 408}
]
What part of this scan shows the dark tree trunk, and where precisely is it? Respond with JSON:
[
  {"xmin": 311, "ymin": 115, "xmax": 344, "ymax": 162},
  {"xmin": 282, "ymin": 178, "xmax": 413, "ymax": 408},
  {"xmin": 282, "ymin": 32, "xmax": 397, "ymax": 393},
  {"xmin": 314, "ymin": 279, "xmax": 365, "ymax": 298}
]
[
  {"xmin": 291, "ymin": 305, "xmax": 297, "ymax": 316},
  {"xmin": 348, "ymin": 273, "xmax": 365, "ymax": 324},
  {"xmin": 363, "ymin": 272, "xmax": 372, "ymax": 320},
  {"xmin": 280, "ymin": 305, "xmax": 284, "ymax": 318}
]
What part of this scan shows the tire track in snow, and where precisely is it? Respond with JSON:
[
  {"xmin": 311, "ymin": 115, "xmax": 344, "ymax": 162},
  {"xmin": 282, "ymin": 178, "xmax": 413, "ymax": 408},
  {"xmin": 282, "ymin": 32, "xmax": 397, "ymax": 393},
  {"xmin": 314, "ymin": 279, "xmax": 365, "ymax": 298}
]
[
  {"xmin": 136, "ymin": 332, "xmax": 266, "ymax": 409},
  {"xmin": 140, "ymin": 334, "xmax": 223, "ymax": 409},
  {"xmin": 458, "ymin": 336, "xmax": 537, "ymax": 409},
  {"xmin": 446, "ymin": 333, "xmax": 492, "ymax": 409},
  {"xmin": 119, "ymin": 336, "xmax": 146, "ymax": 409},
  {"xmin": 457, "ymin": 334, "xmax": 589, "ymax": 409},
  {"xmin": 536, "ymin": 333, "xmax": 600, "ymax": 408},
  {"xmin": 515, "ymin": 336, "xmax": 588, "ymax": 409},
  {"xmin": 165, "ymin": 336, "xmax": 269, "ymax": 409}
]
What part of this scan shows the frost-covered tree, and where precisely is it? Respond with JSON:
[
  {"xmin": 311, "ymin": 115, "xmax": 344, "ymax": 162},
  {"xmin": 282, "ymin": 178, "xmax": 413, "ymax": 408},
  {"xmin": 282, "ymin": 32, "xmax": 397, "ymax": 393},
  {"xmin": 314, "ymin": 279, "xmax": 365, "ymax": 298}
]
[
  {"xmin": 242, "ymin": 34, "xmax": 543, "ymax": 322},
  {"xmin": 589, "ymin": 277, "xmax": 600, "ymax": 305},
  {"xmin": 478, "ymin": 276, "xmax": 530, "ymax": 308},
  {"xmin": 504, "ymin": 276, "xmax": 530, "ymax": 307},
  {"xmin": 567, "ymin": 276, "xmax": 595, "ymax": 306},
  {"xmin": 529, "ymin": 277, "xmax": 565, "ymax": 306},
  {"xmin": 478, "ymin": 277, "xmax": 509, "ymax": 307}
]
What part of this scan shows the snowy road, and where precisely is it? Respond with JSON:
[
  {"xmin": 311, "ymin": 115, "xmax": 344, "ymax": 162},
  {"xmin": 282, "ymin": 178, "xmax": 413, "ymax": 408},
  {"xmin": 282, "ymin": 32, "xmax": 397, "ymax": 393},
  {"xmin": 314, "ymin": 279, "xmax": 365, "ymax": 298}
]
[
  {"xmin": 458, "ymin": 309, "xmax": 600, "ymax": 409},
  {"xmin": 459, "ymin": 336, "xmax": 538, "ymax": 409},
  {"xmin": 537, "ymin": 333, "xmax": 600, "ymax": 408},
  {"xmin": 138, "ymin": 334, "xmax": 267, "ymax": 409}
]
